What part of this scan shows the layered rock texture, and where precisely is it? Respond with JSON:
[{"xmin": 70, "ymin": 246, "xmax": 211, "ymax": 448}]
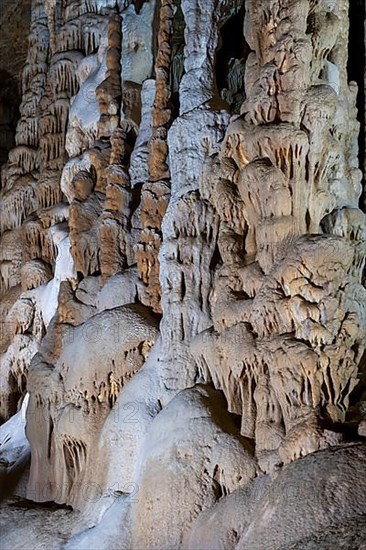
[{"xmin": 0, "ymin": 0, "xmax": 365, "ymax": 548}]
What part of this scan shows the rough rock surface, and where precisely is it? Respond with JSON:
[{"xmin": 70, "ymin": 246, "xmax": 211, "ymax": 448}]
[
  {"xmin": 187, "ymin": 443, "xmax": 366, "ymax": 550},
  {"xmin": 0, "ymin": 0, "xmax": 365, "ymax": 548}
]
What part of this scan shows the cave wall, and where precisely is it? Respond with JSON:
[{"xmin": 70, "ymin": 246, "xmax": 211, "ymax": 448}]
[
  {"xmin": 0, "ymin": 0, "xmax": 365, "ymax": 548},
  {"xmin": 0, "ymin": 0, "xmax": 32, "ymax": 169}
]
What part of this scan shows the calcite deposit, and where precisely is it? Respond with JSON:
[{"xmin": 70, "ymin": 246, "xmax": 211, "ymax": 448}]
[{"xmin": 0, "ymin": 0, "xmax": 365, "ymax": 548}]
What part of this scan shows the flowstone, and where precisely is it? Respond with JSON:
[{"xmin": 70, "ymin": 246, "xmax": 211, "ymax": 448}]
[{"xmin": 0, "ymin": 0, "xmax": 365, "ymax": 548}]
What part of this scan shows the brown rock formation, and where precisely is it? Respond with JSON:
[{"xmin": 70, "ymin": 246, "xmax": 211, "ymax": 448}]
[{"xmin": 0, "ymin": 0, "xmax": 365, "ymax": 548}]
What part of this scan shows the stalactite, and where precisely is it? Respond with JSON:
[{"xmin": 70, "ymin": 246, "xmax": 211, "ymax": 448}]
[
  {"xmin": 39, "ymin": 133, "xmax": 66, "ymax": 167},
  {"xmin": 99, "ymin": 128, "xmax": 132, "ymax": 280},
  {"xmin": 23, "ymin": 220, "xmax": 42, "ymax": 260},
  {"xmin": 51, "ymin": 98, "xmax": 70, "ymax": 134},
  {"xmin": 26, "ymin": 304, "xmax": 159, "ymax": 508},
  {"xmin": 0, "ymin": 230, "xmax": 23, "ymax": 294},
  {"xmin": 1, "ymin": 1, "xmax": 365, "ymax": 546},
  {"xmin": 45, "ymin": 0, "xmax": 57, "ymax": 57},
  {"xmin": 39, "ymin": 228, "xmax": 58, "ymax": 264},
  {"xmin": 36, "ymin": 172, "xmax": 63, "ymax": 209},
  {"xmin": 7, "ymin": 146, "xmax": 39, "ymax": 175},
  {"xmin": 0, "ymin": 178, "xmax": 36, "ymax": 233},
  {"xmin": 198, "ymin": 0, "xmax": 366, "ymax": 473},
  {"xmin": 50, "ymin": 55, "xmax": 81, "ymax": 97},
  {"xmin": 96, "ymin": 12, "xmax": 122, "ymax": 139},
  {"xmin": 21, "ymin": 259, "xmax": 53, "ymax": 291},
  {"xmin": 130, "ymin": 1, "xmax": 177, "ymax": 312},
  {"xmin": 135, "ymin": 180, "xmax": 170, "ymax": 312},
  {"xmin": 96, "ymin": 12, "xmax": 137, "ymax": 282},
  {"xmin": 148, "ymin": 0, "xmax": 175, "ymax": 182},
  {"xmin": 57, "ymin": 21, "xmax": 83, "ymax": 52},
  {"xmin": 82, "ymin": 15, "xmax": 104, "ymax": 55}
]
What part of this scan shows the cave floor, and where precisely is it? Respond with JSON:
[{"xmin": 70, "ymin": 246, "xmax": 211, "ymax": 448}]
[{"xmin": 0, "ymin": 496, "xmax": 80, "ymax": 550}]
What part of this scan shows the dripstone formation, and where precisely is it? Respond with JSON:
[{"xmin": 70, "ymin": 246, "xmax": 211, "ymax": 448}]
[{"xmin": 0, "ymin": 1, "xmax": 365, "ymax": 548}]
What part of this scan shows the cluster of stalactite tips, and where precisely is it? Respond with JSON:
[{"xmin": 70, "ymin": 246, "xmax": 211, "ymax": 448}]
[{"xmin": 0, "ymin": 0, "xmax": 365, "ymax": 549}]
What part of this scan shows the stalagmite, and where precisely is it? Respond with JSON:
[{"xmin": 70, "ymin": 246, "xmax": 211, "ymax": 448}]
[
  {"xmin": 99, "ymin": 128, "xmax": 133, "ymax": 279},
  {"xmin": 148, "ymin": 0, "xmax": 175, "ymax": 182},
  {"xmin": 196, "ymin": 0, "xmax": 366, "ymax": 473},
  {"xmin": 45, "ymin": 0, "xmax": 57, "ymax": 56},
  {"xmin": 0, "ymin": 0, "xmax": 365, "ymax": 548}
]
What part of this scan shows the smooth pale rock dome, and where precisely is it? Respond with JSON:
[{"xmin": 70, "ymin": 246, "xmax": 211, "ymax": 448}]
[{"xmin": 0, "ymin": 0, "xmax": 365, "ymax": 548}]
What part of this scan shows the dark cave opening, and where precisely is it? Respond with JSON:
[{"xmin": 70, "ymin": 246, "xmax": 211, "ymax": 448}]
[
  {"xmin": 1, "ymin": 372, "xmax": 23, "ymax": 422},
  {"xmin": 0, "ymin": 0, "xmax": 32, "ymax": 177},
  {"xmin": 215, "ymin": 4, "xmax": 250, "ymax": 113},
  {"xmin": 170, "ymin": 0, "xmax": 185, "ymax": 119},
  {"xmin": 151, "ymin": 0, "xmax": 185, "ymax": 120},
  {"xmin": 216, "ymin": 5, "xmax": 247, "ymax": 89},
  {"xmin": 0, "ymin": 71, "xmax": 20, "ymax": 173}
]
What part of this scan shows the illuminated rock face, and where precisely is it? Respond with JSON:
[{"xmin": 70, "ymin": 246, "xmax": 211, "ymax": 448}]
[{"xmin": 0, "ymin": 0, "xmax": 365, "ymax": 548}]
